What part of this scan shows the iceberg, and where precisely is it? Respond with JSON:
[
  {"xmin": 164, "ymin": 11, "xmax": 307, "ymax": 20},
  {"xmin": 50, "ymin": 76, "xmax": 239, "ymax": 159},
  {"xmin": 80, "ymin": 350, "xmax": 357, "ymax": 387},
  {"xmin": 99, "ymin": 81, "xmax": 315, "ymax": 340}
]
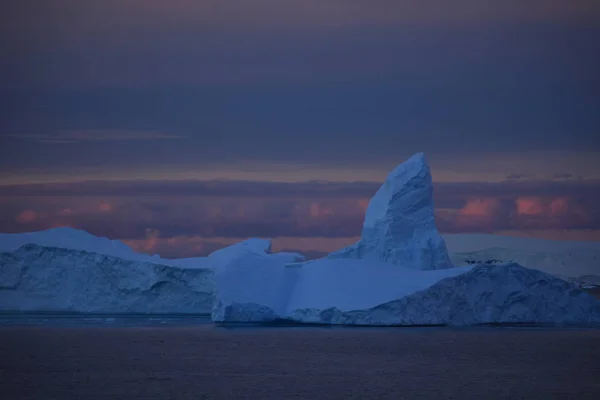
[
  {"xmin": 212, "ymin": 153, "xmax": 600, "ymax": 325},
  {"xmin": 0, "ymin": 244, "xmax": 214, "ymax": 314},
  {"xmin": 329, "ymin": 153, "xmax": 451, "ymax": 270},
  {"xmin": 212, "ymin": 257, "xmax": 600, "ymax": 325},
  {"xmin": 297, "ymin": 263, "xmax": 600, "ymax": 326}
]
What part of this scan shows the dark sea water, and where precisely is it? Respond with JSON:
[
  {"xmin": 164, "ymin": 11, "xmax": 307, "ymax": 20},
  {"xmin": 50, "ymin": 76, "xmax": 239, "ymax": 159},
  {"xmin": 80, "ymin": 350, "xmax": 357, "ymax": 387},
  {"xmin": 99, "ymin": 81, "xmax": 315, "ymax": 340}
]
[
  {"xmin": 1, "ymin": 313, "xmax": 600, "ymax": 399},
  {"xmin": 0, "ymin": 312, "xmax": 213, "ymax": 328},
  {"xmin": 1, "ymin": 312, "xmax": 599, "ymax": 331}
]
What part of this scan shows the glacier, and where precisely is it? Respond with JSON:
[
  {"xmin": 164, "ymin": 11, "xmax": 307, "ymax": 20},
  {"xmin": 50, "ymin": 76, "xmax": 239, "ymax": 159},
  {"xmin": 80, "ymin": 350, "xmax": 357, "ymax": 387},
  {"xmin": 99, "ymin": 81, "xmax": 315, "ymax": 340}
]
[{"xmin": 328, "ymin": 152, "xmax": 451, "ymax": 270}]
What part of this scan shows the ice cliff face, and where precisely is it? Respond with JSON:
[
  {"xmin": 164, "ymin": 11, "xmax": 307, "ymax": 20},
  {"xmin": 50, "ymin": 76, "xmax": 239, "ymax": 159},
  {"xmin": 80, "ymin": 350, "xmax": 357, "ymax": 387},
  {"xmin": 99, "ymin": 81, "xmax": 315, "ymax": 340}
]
[
  {"xmin": 329, "ymin": 153, "xmax": 451, "ymax": 270},
  {"xmin": 0, "ymin": 244, "xmax": 214, "ymax": 314}
]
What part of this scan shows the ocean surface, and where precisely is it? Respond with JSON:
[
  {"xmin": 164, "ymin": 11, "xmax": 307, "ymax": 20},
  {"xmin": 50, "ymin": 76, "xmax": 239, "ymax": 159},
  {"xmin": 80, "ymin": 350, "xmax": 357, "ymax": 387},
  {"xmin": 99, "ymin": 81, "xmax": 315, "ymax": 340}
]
[{"xmin": 1, "ymin": 313, "xmax": 600, "ymax": 399}]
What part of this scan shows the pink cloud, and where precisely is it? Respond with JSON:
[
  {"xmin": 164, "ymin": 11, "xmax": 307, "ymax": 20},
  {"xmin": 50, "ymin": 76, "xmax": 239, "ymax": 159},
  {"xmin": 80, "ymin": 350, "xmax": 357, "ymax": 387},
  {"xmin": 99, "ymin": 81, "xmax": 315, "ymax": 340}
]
[
  {"xmin": 15, "ymin": 210, "xmax": 38, "ymax": 223},
  {"xmin": 309, "ymin": 202, "xmax": 333, "ymax": 218},
  {"xmin": 57, "ymin": 208, "xmax": 75, "ymax": 216},
  {"xmin": 99, "ymin": 202, "xmax": 112, "ymax": 212},
  {"xmin": 453, "ymin": 198, "xmax": 508, "ymax": 231},
  {"xmin": 516, "ymin": 197, "xmax": 546, "ymax": 216},
  {"xmin": 357, "ymin": 198, "xmax": 370, "ymax": 213},
  {"xmin": 140, "ymin": 228, "xmax": 160, "ymax": 252}
]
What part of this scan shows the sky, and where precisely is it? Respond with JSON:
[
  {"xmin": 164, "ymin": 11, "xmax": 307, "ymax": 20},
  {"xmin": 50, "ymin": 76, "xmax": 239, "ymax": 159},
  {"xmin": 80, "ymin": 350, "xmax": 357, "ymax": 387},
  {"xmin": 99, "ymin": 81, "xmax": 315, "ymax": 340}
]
[{"xmin": 1, "ymin": 1, "xmax": 599, "ymax": 257}]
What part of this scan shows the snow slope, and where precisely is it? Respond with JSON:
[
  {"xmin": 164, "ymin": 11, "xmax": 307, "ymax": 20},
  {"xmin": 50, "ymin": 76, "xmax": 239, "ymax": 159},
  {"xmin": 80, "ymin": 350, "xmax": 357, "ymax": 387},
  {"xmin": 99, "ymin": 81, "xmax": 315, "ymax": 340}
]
[
  {"xmin": 0, "ymin": 244, "xmax": 214, "ymax": 314},
  {"xmin": 444, "ymin": 234, "xmax": 600, "ymax": 278},
  {"xmin": 329, "ymin": 153, "xmax": 451, "ymax": 270},
  {"xmin": 213, "ymin": 256, "xmax": 600, "ymax": 325}
]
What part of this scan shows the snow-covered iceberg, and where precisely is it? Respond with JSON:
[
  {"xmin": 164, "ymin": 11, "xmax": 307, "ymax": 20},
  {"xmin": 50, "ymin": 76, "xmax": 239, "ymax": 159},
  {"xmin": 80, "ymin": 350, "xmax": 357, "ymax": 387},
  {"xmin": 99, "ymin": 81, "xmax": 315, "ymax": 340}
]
[
  {"xmin": 212, "ymin": 153, "xmax": 600, "ymax": 325},
  {"xmin": 0, "ymin": 244, "xmax": 214, "ymax": 314},
  {"xmin": 212, "ymin": 257, "xmax": 600, "ymax": 325},
  {"xmin": 329, "ymin": 153, "xmax": 451, "ymax": 270}
]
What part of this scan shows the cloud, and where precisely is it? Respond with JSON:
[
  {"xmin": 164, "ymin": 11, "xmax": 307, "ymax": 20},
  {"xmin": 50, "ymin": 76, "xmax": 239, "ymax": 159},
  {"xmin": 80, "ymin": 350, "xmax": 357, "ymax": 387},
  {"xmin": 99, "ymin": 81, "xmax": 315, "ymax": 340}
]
[
  {"xmin": 516, "ymin": 197, "xmax": 547, "ymax": 216},
  {"xmin": 3, "ymin": 130, "xmax": 183, "ymax": 144},
  {"xmin": 454, "ymin": 198, "xmax": 509, "ymax": 230},
  {"xmin": 140, "ymin": 228, "xmax": 160, "ymax": 253},
  {"xmin": 15, "ymin": 209, "xmax": 37, "ymax": 223},
  {"xmin": 98, "ymin": 202, "xmax": 112, "ymax": 212}
]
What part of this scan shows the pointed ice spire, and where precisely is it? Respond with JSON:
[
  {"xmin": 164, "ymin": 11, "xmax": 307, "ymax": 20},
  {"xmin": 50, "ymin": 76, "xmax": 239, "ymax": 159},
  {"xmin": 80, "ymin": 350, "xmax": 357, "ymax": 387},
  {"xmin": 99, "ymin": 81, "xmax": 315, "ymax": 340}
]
[{"xmin": 329, "ymin": 153, "xmax": 452, "ymax": 270}]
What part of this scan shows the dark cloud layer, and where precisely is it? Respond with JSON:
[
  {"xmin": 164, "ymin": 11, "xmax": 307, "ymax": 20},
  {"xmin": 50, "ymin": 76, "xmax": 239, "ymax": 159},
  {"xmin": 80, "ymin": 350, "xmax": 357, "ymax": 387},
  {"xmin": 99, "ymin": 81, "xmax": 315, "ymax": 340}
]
[
  {"xmin": 2, "ymin": 1, "xmax": 599, "ymax": 173},
  {"xmin": 2, "ymin": 178, "xmax": 599, "ymax": 201}
]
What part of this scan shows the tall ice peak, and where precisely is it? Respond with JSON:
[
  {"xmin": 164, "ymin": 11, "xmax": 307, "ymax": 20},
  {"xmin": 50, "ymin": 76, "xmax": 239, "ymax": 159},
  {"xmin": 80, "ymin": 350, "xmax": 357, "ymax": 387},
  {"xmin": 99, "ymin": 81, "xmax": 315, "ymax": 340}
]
[{"xmin": 329, "ymin": 152, "xmax": 452, "ymax": 270}]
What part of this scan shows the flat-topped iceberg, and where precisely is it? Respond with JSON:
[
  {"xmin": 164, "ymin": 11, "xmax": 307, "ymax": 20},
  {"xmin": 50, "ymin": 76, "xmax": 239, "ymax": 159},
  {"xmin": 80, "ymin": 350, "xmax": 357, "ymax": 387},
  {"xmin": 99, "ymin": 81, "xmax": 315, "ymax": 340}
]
[
  {"xmin": 0, "ymin": 244, "xmax": 214, "ymax": 314},
  {"xmin": 329, "ymin": 153, "xmax": 451, "ymax": 270}
]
